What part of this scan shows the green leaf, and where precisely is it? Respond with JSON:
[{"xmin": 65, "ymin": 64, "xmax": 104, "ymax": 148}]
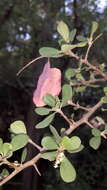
[
  {"xmin": 104, "ymin": 87, "xmax": 107, "ymax": 94},
  {"xmin": 90, "ymin": 21, "xmax": 98, "ymax": 38},
  {"xmin": 49, "ymin": 125, "xmax": 61, "ymax": 144},
  {"xmin": 68, "ymin": 144, "xmax": 84, "ymax": 154},
  {"xmin": 70, "ymin": 136, "xmax": 81, "ymax": 150},
  {"xmin": 61, "ymin": 44, "xmax": 73, "ymax": 53},
  {"xmin": 76, "ymin": 86, "xmax": 86, "ymax": 93},
  {"xmin": 70, "ymin": 29, "xmax": 77, "ymax": 42},
  {"xmin": 76, "ymin": 73, "xmax": 84, "ymax": 81},
  {"xmin": 41, "ymin": 151, "xmax": 57, "ymax": 161},
  {"xmin": 60, "ymin": 128, "xmax": 66, "ymax": 134},
  {"xmin": 10, "ymin": 120, "xmax": 27, "ymax": 134},
  {"xmin": 105, "ymin": 124, "xmax": 107, "ymax": 130},
  {"xmin": 101, "ymin": 97, "xmax": 107, "ymax": 103},
  {"xmin": 39, "ymin": 47, "xmax": 61, "ymax": 57},
  {"xmin": 1, "ymin": 169, "xmax": 9, "ymax": 178},
  {"xmin": 41, "ymin": 136, "xmax": 58, "ymax": 150},
  {"xmin": 11, "ymin": 134, "xmax": 29, "ymax": 151},
  {"xmin": 62, "ymin": 84, "xmax": 72, "ymax": 105},
  {"xmin": 99, "ymin": 63, "xmax": 105, "ymax": 72},
  {"xmin": 89, "ymin": 136, "xmax": 101, "ymax": 150},
  {"xmin": 58, "ymin": 38, "xmax": 66, "ymax": 46},
  {"xmin": 61, "ymin": 136, "xmax": 81, "ymax": 151},
  {"xmin": 61, "ymin": 43, "xmax": 87, "ymax": 52},
  {"xmin": 35, "ymin": 112, "xmax": 56, "ymax": 129},
  {"xmin": 75, "ymin": 42, "xmax": 87, "ymax": 47},
  {"xmin": 43, "ymin": 94, "xmax": 56, "ymax": 107},
  {"xmin": 0, "ymin": 138, "xmax": 3, "ymax": 145},
  {"xmin": 61, "ymin": 136, "xmax": 72, "ymax": 150},
  {"xmin": 96, "ymin": 116, "xmax": 105, "ymax": 124},
  {"xmin": 92, "ymin": 128, "xmax": 101, "ymax": 137},
  {"xmin": 60, "ymin": 156, "xmax": 76, "ymax": 183},
  {"xmin": 65, "ymin": 68, "xmax": 76, "ymax": 80},
  {"xmin": 76, "ymin": 35, "xmax": 87, "ymax": 42},
  {"xmin": 57, "ymin": 21, "xmax": 70, "ymax": 42},
  {"xmin": 55, "ymin": 96, "xmax": 61, "ymax": 108},
  {"xmin": 0, "ymin": 138, "xmax": 3, "ymax": 154},
  {"xmin": 2, "ymin": 143, "xmax": 13, "ymax": 158},
  {"xmin": 21, "ymin": 148, "xmax": 27, "ymax": 163},
  {"xmin": 35, "ymin": 107, "xmax": 51, "ymax": 115}
]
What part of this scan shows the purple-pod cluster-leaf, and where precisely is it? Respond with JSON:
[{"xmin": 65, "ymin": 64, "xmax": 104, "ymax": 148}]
[{"xmin": 33, "ymin": 60, "xmax": 61, "ymax": 107}]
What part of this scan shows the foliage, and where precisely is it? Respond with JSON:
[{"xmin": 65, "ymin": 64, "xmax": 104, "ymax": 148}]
[{"xmin": 0, "ymin": 17, "xmax": 107, "ymax": 189}]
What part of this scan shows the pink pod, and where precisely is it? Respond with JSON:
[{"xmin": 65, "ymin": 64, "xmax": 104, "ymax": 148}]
[{"xmin": 33, "ymin": 60, "xmax": 61, "ymax": 107}]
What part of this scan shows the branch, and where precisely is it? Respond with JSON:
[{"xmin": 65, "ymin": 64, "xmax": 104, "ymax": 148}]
[
  {"xmin": 0, "ymin": 153, "xmax": 41, "ymax": 186},
  {"xmin": 85, "ymin": 41, "xmax": 93, "ymax": 61},
  {"xmin": 28, "ymin": 138, "xmax": 43, "ymax": 151},
  {"xmin": 70, "ymin": 78, "xmax": 107, "ymax": 87},
  {"xmin": 68, "ymin": 50, "xmax": 107, "ymax": 79},
  {"xmin": 65, "ymin": 100, "xmax": 103, "ymax": 135},
  {"xmin": 68, "ymin": 100, "xmax": 90, "ymax": 111},
  {"xmin": 82, "ymin": 59, "xmax": 107, "ymax": 79},
  {"xmin": 54, "ymin": 108, "xmax": 73, "ymax": 125}
]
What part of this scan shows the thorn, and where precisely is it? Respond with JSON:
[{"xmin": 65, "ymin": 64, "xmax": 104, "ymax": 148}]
[{"xmin": 33, "ymin": 164, "xmax": 41, "ymax": 176}]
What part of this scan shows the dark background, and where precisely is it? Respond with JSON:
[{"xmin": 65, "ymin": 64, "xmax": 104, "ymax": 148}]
[{"xmin": 0, "ymin": 0, "xmax": 107, "ymax": 189}]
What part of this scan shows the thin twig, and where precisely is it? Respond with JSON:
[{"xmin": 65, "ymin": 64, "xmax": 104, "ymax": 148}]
[
  {"xmin": 65, "ymin": 100, "xmax": 103, "ymax": 135},
  {"xmin": 85, "ymin": 41, "xmax": 93, "ymax": 61},
  {"xmin": 28, "ymin": 139, "xmax": 43, "ymax": 152},
  {"xmin": 68, "ymin": 100, "xmax": 90, "ymax": 111},
  {"xmin": 82, "ymin": 59, "xmax": 107, "ymax": 78},
  {"xmin": 70, "ymin": 78, "xmax": 107, "ymax": 86},
  {"xmin": 17, "ymin": 56, "xmax": 44, "ymax": 76},
  {"xmin": 93, "ymin": 33, "xmax": 103, "ymax": 43},
  {"xmin": 55, "ymin": 108, "xmax": 73, "ymax": 125},
  {"xmin": 68, "ymin": 51, "xmax": 107, "ymax": 79}
]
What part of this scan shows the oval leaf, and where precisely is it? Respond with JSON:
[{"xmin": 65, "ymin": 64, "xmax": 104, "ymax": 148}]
[
  {"xmin": 1, "ymin": 169, "xmax": 9, "ymax": 178},
  {"xmin": 2, "ymin": 143, "xmax": 13, "ymax": 158},
  {"xmin": 90, "ymin": 21, "xmax": 98, "ymax": 38},
  {"xmin": 41, "ymin": 136, "xmax": 58, "ymax": 150},
  {"xmin": 35, "ymin": 112, "xmax": 56, "ymax": 129},
  {"xmin": 70, "ymin": 136, "xmax": 81, "ymax": 150},
  {"xmin": 62, "ymin": 84, "xmax": 72, "ymax": 105},
  {"xmin": 76, "ymin": 35, "xmax": 87, "ymax": 42},
  {"xmin": 41, "ymin": 151, "xmax": 57, "ymax": 161},
  {"xmin": 11, "ymin": 134, "xmax": 29, "ymax": 151},
  {"xmin": 10, "ymin": 121, "xmax": 27, "ymax": 134},
  {"xmin": 89, "ymin": 136, "xmax": 101, "ymax": 150},
  {"xmin": 21, "ymin": 148, "xmax": 27, "ymax": 163},
  {"xmin": 0, "ymin": 138, "xmax": 3, "ymax": 154},
  {"xmin": 68, "ymin": 144, "xmax": 84, "ymax": 154},
  {"xmin": 76, "ymin": 42, "xmax": 87, "ymax": 47},
  {"xmin": 61, "ymin": 44, "xmax": 73, "ymax": 53},
  {"xmin": 50, "ymin": 125, "xmax": 61, "ymax": 144},
  {"xmin": 57, "ymin": 21, "xmax": 70, "ymax": 42},
  {"xmin": 92, "ymin": 128, "xmax": 101, "ymax": 137},
  {"xmin": 35, "ymin": 107, "xmax": 51, "ymax": 115},
  {"xmin": 39, "ymin": 47, "xmax": 61, "ymax": 57},
  {"xmin": 70, "ymin": 29, "xmax": 77, "ymax": 42},
  {"xmin": 60, "ymin": 157, "xmax": 76, "ymax": 183},
  {"xmin": 101, "ymin": 97, "xmax": 107, "ymax": 103},
  {"xmin": 61, "ymin": 136, "xmax": 72, "ymax": 150},
  {"xmin": 65, "ymin": 68, "xmax": 76, "ymax": 80},
  {"xmin": 105, "ymin": 124, "xmax": 107, "ymax": 130},
  {"xmin": 104, "ymin": 87, "xmax": 107, "ymax": 94},
  {"xmin": 43, "ymin": 94, "xmax": 56, "ymax": 107}
]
